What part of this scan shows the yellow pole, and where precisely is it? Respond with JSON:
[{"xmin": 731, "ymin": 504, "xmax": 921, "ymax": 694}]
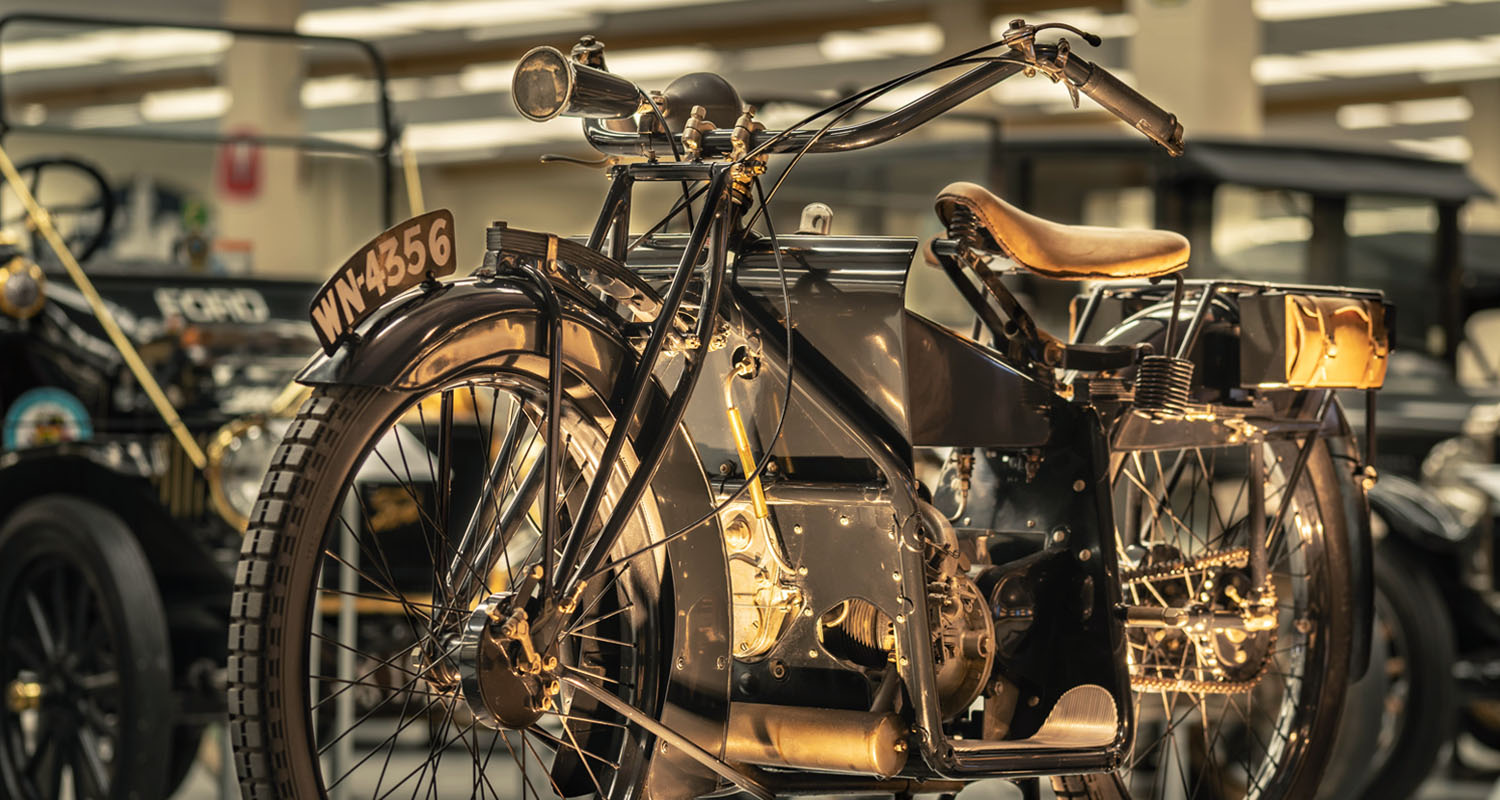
[
  {"xmin": 0, "ymin": 142, "xmax": 207, "ymax": 470},
  {"xmin": 401, "ymin": 130, "xmax": 425, "ymax": 216}
]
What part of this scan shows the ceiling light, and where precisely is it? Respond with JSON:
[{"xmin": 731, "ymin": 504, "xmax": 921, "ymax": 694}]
[
  {"xmin": 820, "ymin": 23, "xmax": 943, "ymax": 63},
  {"xmin": 1303, "ymin": 38, "xmax": 1500, "ymax": 78},
  {"xmin": 0, "ymin": 27, "xmax": 229, "ymax": 73},
  {"xmin": 1395, "ymin": 95, "xmax": 1473, "ymax": 124},
  {"xmin": 1254, "ymin": 0, "xmax": 1441, "ymax": 22},
  {"xmin": 1336, "ymin": 102, "xmax": 1394, "ymax": 129},
  {"xmin": 603, "ymin": 46, "xmax": 718, "ymax": 79},
  {"xmin": 302, "ymin": 75, "xmax": 379, "ymax": 108},
  {"xmin": 458, "ymin": 61, "xmax": 518, "ymax": 93},
  {"xmin": 71, "ymin": 103, "xmax": 141, "ymax": 129},
  {"xmin": 1253, "ymin": 54, "xmax": 1319, "ymax": 85},
  {"xmin": 141, "ymin": 87, "xmax": 231, "ymax": 122}
]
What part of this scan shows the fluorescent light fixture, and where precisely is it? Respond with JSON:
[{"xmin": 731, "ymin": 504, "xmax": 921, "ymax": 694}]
[
  {"xmin": 459, "ymin": 61, "xmax": 519, "ymax": 93},
  {"xmin": 1254, "ymin": 0, "xmax": 1441, "ymax": 22},
  {"xmin": 1336, "ymin": 95, "xmax": 1474, "ymax": 131},
  {"xmin": 0, "ymin": 27, "xmax": 229, "ymax": 73},
  {"xmin": 1391, "ymin": 135, "xmax": 1472, "ymax": 161},
  {"xmin": 1252, "ymin": 54, "xmax": 1319, "ymax": 85},
  {"xmin": 406, "ymin": 116, "xmax": 565, "ymax": 151},
  {"xmin": 141, "ymin": 87, "xmax": 231, "ymax": 122},
  {"xmin": 71, "ymin": 103, "xmax": 142, "ymax": 129},
  {"xmin": 1336, "ymin": 102, "xmax": 1394, "ymax": 129},
  {"xmin": 301, "ymin": 0, "xmax": 739, "ymax": 39},
  {"xmin": 302, "ymin": 75, "xmax": 379, "ymax": 108},
  {"xmin": 1302, "ymin": 39, "xmax": 1500, "ymax": 78},
  {"xmin": 820, "ymin": 23, "xmax": 943, "ymax": 63},
  {"xmin": 1259, "ymin": 37, "xmax": 1500, "ymax": 84},
  {"xmin": 605, "ymin": 46, "xmax": 718, "ymax": 80},
  {"xmin": 1395, "ymin": 95, "xmax": 1473, "ymax": 124}
]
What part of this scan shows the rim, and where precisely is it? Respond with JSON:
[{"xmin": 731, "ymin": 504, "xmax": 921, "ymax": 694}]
[
  {"xmin": 0, "ymin": 554, "xmax": 121, "ymax": 799},
  {"xmin": 289, "ymin": 375, "xmax": 667, "ymax": 800},
  {"xmin": 1113, "ymin": 440, "xmax": 1325, "ymax": 800}
]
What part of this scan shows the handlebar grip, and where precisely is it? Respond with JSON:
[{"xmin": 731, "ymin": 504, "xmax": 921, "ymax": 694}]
[
  {"xmin": 513, "ymin": 46, "xmax": 642, "ymax": 122},
  {"xmin": 1065, "ymin": 58, "xmax": 1184, "ymax": 156}
]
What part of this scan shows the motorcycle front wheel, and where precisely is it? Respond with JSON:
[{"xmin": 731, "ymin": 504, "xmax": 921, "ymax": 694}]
[
  {"xmin": 1060, "ymin": 408, "xmax": 1354, "ymax": 800},
  {"xmin": 228, "ymin": 368, "xmax": 674, "ymax": 800}
]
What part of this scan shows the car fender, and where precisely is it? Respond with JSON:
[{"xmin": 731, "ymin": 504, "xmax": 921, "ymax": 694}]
[{"xmin": 1367, "ymin": 472, "xmax": 1471, "ymax": 552}]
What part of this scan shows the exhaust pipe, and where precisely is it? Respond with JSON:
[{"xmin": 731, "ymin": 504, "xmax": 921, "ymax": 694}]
[{"xmin": 724, "ymin": 703, "xmax": 908, "ymax": 778}]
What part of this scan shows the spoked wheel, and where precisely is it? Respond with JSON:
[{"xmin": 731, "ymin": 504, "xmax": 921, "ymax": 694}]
[
  {"xmin": 0, "ymin": 496, "xmax": 172, "ymax": 800},
  {"xmin": 1060, "ymin": 420, "xmax": 1352, "ymax": 800},
  {"xmin": 229, "ymin": 372, "xmax": 672, "ymax": 800}
]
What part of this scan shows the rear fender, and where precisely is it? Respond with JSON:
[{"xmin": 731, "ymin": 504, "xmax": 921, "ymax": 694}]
[
  {"xmin": 297, "ymin": 274, "xmax": 731, "ymax": 796},
  {"xmin": 1096, "ymin": 300, "xmax": 1376, "ymax": 680}
]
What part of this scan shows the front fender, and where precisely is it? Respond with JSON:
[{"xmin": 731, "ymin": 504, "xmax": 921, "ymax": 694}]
[
  {"xmin": 296, "ymin": 274, "xmax": 732, "ymax": 797},
  {"xmin": 298, "ymin": 276, "xmax": 631, "ymax": 394}
]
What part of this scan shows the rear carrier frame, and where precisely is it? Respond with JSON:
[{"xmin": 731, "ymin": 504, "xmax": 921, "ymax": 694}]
[{"xmin": 1072, "ymin": 279, "xmax": 1391, "ymax": 393}]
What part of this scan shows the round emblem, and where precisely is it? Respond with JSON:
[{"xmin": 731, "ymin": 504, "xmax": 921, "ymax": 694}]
[{"xmin": 3, "ymin": 388, "xmax": 93, "ymax": 450}]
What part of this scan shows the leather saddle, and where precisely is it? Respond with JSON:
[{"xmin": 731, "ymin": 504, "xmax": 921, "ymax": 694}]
[{"xmin": 934, "ymin": 181, "xmax": 1189, "ymax": 281}]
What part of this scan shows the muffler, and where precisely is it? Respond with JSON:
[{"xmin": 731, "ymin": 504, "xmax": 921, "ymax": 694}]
[{"xmin": 724, "ymin": 703, "xmax": 908, "ymax": 777}]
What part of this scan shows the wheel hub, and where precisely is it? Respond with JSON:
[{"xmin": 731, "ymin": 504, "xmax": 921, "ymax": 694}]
[{"xmin": 456, "ymin": 593, "xmax": 559, "ymax": 729}]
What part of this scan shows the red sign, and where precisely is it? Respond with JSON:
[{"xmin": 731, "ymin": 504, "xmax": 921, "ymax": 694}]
[{"xmin": 217, "ymin": 129, "xmax": 261, "ymax": 199}]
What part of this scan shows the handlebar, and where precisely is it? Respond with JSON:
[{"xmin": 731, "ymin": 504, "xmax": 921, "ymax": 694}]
[
  {"xmin": 576, "ymin": 60, "xmax": 1025, "ymax": 159},
  {"xmin": 1059, "ymin": 55, "xmax": 1184, "ymax": 156},
  {"xmin": 512, "ymin": 33, "xmax": 1184, "ymax": 160}
]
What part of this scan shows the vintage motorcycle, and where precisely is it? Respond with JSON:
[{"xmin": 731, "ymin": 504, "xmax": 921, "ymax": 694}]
[{"xmin": 227, "ymin": 20, "xmax": 1389, "ymax": 800}]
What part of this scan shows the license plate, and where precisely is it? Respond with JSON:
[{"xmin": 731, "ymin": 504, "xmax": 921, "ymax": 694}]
[{"xmin": 310, "ymin": 209, "xmax": 457, "ymax": 353}]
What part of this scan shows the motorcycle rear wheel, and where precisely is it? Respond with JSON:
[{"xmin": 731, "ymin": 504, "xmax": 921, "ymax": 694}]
[
  {"xmin": 228, "ymin": 369, "xmax": 673, "ymax": 800},
  {"xmin": 1061, "ymin": 417, "xmax": 1353, "ymax": 800}
]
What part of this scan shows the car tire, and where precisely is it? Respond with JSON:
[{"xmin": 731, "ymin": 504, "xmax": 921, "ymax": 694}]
[{"xmin": 0, "ymin": 495, "xmax": 174, "ymax": 800}]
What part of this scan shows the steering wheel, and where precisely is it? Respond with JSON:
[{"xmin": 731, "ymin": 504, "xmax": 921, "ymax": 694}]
[{"xmin": 0, "ymin": 155, "xmax": 117, "ymax": 265}]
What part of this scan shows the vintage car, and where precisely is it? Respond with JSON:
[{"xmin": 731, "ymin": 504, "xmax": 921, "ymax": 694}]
[{"xmin": 0, "ymin": 13, "xmax": 414, "ymax": 799}]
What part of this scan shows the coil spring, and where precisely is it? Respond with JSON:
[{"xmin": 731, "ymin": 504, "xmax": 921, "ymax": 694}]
[
  {"xmin": 1133, "ymin": 355, "xmax": 1195, "ymax": 417},
  {"xmin": 947, "ymin": 205, "xmax": 983, "ymax": 248},
  {"xmin": 821, "ymin": 599, "xmax": 892, "ymax": 667}
]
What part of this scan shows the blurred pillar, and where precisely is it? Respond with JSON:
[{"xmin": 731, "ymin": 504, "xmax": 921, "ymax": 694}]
[
  {"xmin": 218, "ymin": 0, "xmax": 304, "ymax": 274},
  {"xmin": 931, "ymin": 0, "xmax": 991, "ymax": 55},
  {"xmin": 929, "ymin": 1, "xmax": 1006, "ymax": 189},
  {"xmin": 1126, "ymin": 0, "xmax": 1262, "ymax": 137},
  {"xmin": 1466, "ymin": 79, "xmax": 1500, "ymax": 233}
]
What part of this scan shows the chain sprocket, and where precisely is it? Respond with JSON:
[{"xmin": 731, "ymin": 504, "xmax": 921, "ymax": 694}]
[{"xmin": 1122, "ymin": 546, "xmax": 1277, "ymax": 694}]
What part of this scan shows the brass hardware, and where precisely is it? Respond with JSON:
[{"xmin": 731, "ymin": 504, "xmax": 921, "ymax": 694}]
[
  {"xmin": 6, "ymin": 679, "xmax": 42, "ymax": 713},
  {"xmin": 723, "ymin": 360, "xmax": 769, "ymax": 520},
  {"xmin": 0, "ymin": 256, "xmax": 45, "ymax": 319},
  {"xmin": 724, "ymin": 703, "xmax": 908, "ymax": 777},
  {"xmin": 724, "ymin": 515, "xmax": 754, "ymax": 552}
]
